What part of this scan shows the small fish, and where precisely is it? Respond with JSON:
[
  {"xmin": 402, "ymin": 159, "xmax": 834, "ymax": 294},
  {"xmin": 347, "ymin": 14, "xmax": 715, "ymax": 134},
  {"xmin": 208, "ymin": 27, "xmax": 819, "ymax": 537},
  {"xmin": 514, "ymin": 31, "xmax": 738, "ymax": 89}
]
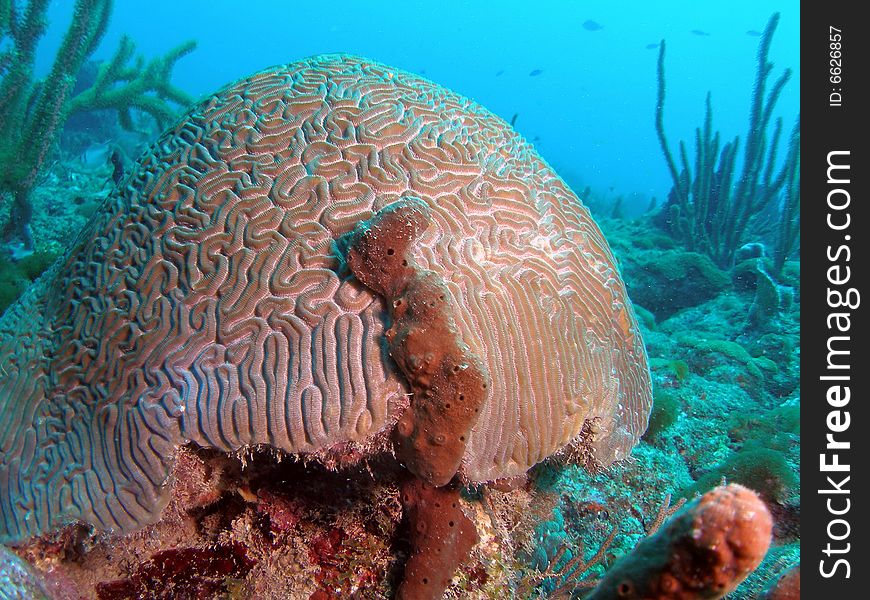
[
  {"xmin": 582, "ymin": 19, "xmax": 603, "ymax": 31},
  {"xmin": 746, "ymin": 29, "xmax": 762, "ymax": 37},
  {"xmin": 532, "ymin": 136, "xmax": 540, "ymax": 142},
  {"xmin": 529, "ymin": 69, "xmax": 543, "ymax": 77},
  {"xmin": 79, "ymin": 142, "xmax": 113, "ymax": 170},
  {"xmin": 495, "ymin": 70, "xmax": 504, "ymax": 77},
  {"xmin": 691, "ymin": 29, "xmax": 711, "ymax": 36},
  {"xmin": 645, "ymin": 42, "xmax": 660, "ymax": 50},
  {"xmin": 510, "ymin": 113, "xmax": 518, "ymax": 127}
]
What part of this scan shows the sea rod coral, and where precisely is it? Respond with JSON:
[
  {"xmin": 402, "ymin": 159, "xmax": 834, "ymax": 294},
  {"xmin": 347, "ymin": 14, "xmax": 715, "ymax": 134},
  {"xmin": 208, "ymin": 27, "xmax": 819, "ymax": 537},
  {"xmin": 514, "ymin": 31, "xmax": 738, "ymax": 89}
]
[
  {"xmin": 0, "ymin": 0, "xmax": 195, "ymax": 249},
  {"xmin": 654, "ymin": 12, "xmax": 800, "ymax": 270},
  {"xmin": 0, "ymin": 54, "xmax": 651, "ymax": 596}
]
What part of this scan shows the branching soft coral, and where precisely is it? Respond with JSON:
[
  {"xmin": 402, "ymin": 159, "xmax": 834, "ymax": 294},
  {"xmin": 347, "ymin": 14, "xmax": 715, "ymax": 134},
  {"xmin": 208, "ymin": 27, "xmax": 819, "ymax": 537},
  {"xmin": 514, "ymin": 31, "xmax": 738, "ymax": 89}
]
[
  {"xmin": 654, "ymin": 12, "xmax": 799, "ymax": 270},
  {"xmin": 63, "ymin": 34, "xmax": 196, "ymax": 129},
  {"xmin": 0, "ymin": 0, "xmax": 195, "ymax": 249}
]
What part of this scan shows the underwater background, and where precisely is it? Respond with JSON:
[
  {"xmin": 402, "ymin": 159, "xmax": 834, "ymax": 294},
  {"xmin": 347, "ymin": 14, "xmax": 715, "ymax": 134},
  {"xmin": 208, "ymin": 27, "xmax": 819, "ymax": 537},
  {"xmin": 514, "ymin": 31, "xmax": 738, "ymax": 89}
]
[
  {"xmin": 34, "ymin": 0, "xmax": 801, "ymax": 215},
  {"xmin": 1, "ymin": 0, "xmax": 799, "ymax": 598}
]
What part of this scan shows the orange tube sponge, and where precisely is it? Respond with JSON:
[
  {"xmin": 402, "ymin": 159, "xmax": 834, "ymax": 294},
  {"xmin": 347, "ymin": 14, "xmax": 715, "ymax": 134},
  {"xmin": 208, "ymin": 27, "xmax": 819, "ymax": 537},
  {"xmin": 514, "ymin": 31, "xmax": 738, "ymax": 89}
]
[{"xmin": 588, "ymin": 484, "xmax": 772, "ymax": 599}]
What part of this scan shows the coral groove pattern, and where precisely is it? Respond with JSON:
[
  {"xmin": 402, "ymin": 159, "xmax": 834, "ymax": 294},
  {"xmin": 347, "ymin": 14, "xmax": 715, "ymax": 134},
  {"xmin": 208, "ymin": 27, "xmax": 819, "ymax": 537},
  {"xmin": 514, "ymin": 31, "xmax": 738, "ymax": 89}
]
[{"xmin": 0, "ymin": 55, "xmax": 650, "ymax": 542}]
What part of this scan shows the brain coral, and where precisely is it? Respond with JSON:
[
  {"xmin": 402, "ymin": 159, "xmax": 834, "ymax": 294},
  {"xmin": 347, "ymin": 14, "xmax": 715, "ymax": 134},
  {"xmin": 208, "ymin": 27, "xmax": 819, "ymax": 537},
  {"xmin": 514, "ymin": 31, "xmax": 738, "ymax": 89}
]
[{"xmin": 0, "ymin": 54, "xmax": 650, "ymax": 542}]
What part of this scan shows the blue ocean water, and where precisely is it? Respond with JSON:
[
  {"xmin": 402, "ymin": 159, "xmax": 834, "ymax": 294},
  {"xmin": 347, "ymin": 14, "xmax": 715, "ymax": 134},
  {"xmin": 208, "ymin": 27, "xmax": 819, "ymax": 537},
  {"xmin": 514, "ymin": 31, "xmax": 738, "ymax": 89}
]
[{"xmin": 38, "ymin": 0, "xmax": 799, "ymax": 216}]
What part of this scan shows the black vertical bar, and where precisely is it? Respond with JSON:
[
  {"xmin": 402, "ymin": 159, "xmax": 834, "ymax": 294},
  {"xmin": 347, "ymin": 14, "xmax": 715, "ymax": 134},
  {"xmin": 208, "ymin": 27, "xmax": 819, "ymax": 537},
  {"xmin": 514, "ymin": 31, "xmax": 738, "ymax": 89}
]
[{"xmin": 803, "ymin": 2, "xmax": 867, "ymax": 597}]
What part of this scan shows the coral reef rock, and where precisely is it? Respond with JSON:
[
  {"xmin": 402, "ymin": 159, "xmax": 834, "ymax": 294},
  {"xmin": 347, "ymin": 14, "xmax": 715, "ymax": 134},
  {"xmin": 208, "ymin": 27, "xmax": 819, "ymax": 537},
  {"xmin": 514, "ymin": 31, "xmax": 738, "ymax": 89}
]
[{"xmin": 0, "ymin": 54, "xmax": 650, "ymax": 543}]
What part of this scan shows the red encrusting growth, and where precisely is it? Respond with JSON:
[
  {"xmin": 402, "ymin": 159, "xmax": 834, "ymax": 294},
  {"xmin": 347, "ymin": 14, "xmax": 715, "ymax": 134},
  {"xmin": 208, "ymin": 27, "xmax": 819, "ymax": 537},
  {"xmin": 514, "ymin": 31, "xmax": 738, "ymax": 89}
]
[
  {"xmin": 396, "ymin": 477, "xmax": 478, "ymax": 600},
  {"xmin": 587, "ymin": 484, "xmax": 773, "ymax": 600},
  {"xmin": 95, "ymin": 543, "xmax": 255, "ymax": 599},
  {"xmin": 345, "ymin": 196, "xmax": 489, "ymax": 486}
]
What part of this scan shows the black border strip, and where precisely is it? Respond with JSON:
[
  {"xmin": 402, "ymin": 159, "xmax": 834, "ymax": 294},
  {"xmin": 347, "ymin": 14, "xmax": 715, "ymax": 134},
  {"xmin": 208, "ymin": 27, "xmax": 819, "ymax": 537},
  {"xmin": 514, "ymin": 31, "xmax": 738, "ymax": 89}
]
[{"xmin": 803, "ymin": 2, "xmax": 868, "ymax": 596}]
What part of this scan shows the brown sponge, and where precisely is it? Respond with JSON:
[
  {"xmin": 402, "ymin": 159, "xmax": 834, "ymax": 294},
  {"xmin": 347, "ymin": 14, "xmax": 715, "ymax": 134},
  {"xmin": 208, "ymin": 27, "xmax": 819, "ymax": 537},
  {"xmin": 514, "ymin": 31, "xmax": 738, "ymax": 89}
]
[
  {"xmin": 395, "ymin": 477, "xmax": 478, "ymax": 600},
  {"xmin": 345, "ymin": 196, "xmax": 488, "ymax": 486}
]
